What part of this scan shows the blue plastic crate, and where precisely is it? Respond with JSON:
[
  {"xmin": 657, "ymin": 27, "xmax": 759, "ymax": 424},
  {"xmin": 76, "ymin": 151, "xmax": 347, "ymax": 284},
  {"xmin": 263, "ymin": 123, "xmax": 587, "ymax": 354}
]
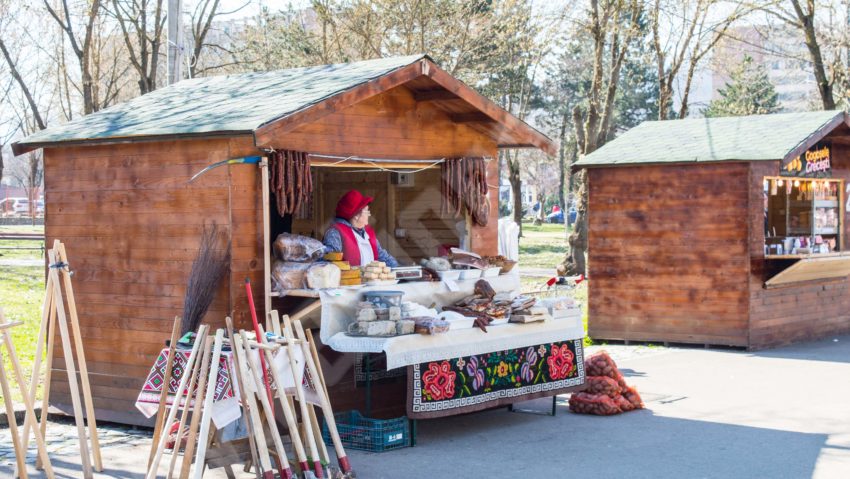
[{"xmin": 321, "ymin": 410, "xmax": 409, "ymax": 452}]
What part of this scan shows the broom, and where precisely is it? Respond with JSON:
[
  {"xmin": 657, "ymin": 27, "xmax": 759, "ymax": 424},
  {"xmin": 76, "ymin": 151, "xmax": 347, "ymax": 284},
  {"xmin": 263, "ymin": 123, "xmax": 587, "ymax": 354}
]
[{"xmin": 181, "ymin": 223, "xmax": 231, "ymax": 335}]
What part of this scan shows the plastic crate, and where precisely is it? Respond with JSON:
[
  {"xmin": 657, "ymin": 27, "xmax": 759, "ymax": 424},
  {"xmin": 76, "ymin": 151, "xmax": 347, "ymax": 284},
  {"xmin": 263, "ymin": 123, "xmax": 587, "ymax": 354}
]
[{"xmin": 322, "ymin": 410, "xmax": 409, "ymax": 452}]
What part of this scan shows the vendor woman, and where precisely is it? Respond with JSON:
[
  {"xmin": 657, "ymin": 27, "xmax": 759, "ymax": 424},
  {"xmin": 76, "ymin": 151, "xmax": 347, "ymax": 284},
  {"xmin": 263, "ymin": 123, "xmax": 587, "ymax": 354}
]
[{"xmin": 323, "ymin": 190, "xmax": 399, "ymax": 267}]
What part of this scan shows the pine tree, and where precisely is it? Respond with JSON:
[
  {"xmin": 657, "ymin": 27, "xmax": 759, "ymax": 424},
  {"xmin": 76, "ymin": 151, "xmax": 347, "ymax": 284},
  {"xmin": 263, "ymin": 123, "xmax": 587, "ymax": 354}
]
[{"xmin": 704, "ymin": 55, "xmax": 781, "ymax": 117}]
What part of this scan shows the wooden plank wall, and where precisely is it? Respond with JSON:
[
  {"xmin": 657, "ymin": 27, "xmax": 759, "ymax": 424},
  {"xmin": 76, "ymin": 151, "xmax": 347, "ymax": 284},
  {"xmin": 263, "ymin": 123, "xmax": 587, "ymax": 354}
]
[
  {"xmin": 41, "ymin": 84, "xmax": 502, "ymax": 425},
  {"xmin": 250, "ymin": 85, "xmax": 499, "ymax": 414},
  {"xmin": 587, "ymin": 162, "xmax": 750, "ymax": 346},
  {"xmin": 748, "ymin": 147, "xmax": 850, "ymax": 349},
  {"xmin": 44, "ymin": 138, "xmax": 257, "ymax": 425},
  {"xmin": 392, "ymin": 168, "xmax": 464, "ymax": 262}
]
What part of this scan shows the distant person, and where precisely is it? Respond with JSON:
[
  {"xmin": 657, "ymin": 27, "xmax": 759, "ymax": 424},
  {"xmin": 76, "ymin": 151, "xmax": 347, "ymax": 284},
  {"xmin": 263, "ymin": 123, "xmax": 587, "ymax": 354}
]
[{"xmin": 552, "ymin": 204, "xmax": 561, "ymax": 214}]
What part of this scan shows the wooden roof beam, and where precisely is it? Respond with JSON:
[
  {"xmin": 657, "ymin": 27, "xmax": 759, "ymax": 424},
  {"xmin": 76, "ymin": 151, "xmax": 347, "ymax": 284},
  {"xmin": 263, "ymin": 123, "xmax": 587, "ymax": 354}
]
[
  {"xmin": 421, "ymin": 61, "xmax": 558, "ymax": 156},
  {"xmin": 254, "ymin": 61, "xmax": 427, "ymax": 147},
  {"xmin": 783, "ymin": 111, "xmax": 849, "ymax": 162},
  {"xmin": 413, "ymin": 89, "xmax": 460, "ymax": 102},
  {"xmin": 451, "ymin": 112, "xmax": 493, "ymax": 123},
  {"xmin": 255, "ymin": 57, "xmax": 558, "ymax": 156}
]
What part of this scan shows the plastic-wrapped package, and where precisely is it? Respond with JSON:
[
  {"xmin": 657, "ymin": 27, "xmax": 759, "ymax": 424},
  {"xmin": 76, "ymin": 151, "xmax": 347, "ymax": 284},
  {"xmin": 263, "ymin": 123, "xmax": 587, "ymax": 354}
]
[
  {"xmin": 396, "ymin": 320, "xmax": 415, "ymax": 335},
  {"xmin": 273, "ymin": 233, "xmax": 325, "ymax": 262},
  {"xmin": 412, "ymin": 317, "xmax": 450, "ymax": 335},
  {"xmin": 306, "ymin": 263, "xmax": 341, "ymax": 289},
  {"xmin": 348, "ymin": 320, "xmax": 397, "ymax": 336},
  {"xmin": 271, "ymin": 260, "xmax": 311, "ymax": 290},
  {"xmin": 420, "ymin": 256, "xmax": 452, "ymax": 271}
]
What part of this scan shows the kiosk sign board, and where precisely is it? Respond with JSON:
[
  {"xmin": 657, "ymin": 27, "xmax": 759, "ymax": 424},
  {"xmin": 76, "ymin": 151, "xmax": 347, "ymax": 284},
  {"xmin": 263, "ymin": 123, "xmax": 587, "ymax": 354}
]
[{"xmin": 781, "ymin": 142, "xmax": 832, "ymax": 178}]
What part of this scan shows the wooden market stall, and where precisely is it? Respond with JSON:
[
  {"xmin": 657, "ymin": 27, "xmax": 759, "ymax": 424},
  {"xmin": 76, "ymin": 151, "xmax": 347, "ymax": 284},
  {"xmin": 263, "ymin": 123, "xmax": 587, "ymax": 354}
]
[
  {"xmin": 13, "ymin": 55, "xmax": 583, "ymax": 426},
  {"xmin": 575, "ymin": 110, "xmax": 850, "ymax": 350}
]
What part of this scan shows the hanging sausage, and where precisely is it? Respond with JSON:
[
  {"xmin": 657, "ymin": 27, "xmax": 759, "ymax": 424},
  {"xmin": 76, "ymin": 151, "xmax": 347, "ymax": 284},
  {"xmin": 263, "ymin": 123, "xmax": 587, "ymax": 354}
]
[
  {"xmin": 440, "ymin": 157, "xmax": 490, "ymax": 227},
  {"xmin": 268, "ymin": 149, "xmax": 313, "ymax": 217}
]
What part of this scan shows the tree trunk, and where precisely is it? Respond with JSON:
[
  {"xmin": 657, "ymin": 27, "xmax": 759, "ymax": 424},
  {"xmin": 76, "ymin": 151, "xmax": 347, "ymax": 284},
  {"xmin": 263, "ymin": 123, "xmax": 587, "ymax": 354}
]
[
  {"xmin": 508, "ymin": 155, "xmax": 523, "ymax": 237},
  {"xmin": 559, "ymin": 169, "xmax": 587, "ymax": 276},
  {"xmin": 557, "ymin": 111, "xmax": 568, "ymax": 213},
  {"xmin": 791, "ymin": 0, "xmax": 835, "ymax": 110}
]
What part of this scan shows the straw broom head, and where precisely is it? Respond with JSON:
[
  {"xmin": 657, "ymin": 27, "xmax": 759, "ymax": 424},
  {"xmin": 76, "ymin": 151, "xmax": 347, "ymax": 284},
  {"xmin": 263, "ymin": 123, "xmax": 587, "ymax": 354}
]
[{"xmin": 182, "ymin": 223, "xmax": 231, "ymax": 334}]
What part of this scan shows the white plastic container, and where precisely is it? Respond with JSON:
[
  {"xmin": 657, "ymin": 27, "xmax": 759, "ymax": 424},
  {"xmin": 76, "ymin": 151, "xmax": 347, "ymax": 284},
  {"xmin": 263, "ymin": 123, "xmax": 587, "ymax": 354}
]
[
  {"xmin": 482, "ymin": 266, "xmax": 501, "ymax": 278},
  {"xmin": 459, "ymin": 269, "xmax": 482, "ymax": 280},
  {"xmin": 437, "ymin": 270, "xmax": 461, "ymax": 281}
]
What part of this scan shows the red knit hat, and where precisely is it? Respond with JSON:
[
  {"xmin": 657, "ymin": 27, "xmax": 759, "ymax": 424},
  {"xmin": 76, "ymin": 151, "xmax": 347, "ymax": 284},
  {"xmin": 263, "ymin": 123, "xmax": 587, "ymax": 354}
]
[{"xmin": 336, "ymin": 190, "xmax": 373, "ymax": 220}]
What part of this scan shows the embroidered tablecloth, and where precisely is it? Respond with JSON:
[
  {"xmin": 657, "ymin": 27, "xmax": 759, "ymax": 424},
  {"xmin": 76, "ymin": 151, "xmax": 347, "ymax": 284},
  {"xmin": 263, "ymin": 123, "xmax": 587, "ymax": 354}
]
[
  {"xmin": 136, "ymin": 348, "xmax": 240, "ymax": 428},
  {"xmin": 407, "ymin": 338, "xmax": 586, "ymax": 419},
  {"xmin": 136, "ymin": 343, "xmax": 315, "ymax": 428}
]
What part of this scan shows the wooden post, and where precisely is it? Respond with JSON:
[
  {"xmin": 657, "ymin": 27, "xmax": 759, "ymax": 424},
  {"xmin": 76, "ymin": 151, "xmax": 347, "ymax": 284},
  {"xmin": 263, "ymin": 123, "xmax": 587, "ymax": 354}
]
[
  {"xmin": 148, "ymin": 317, "xmax": 182, "ymax": 470},
  {"xmin": 293, "ymin": 320, "xmax": 351, "ymax": 474},
  {"xmin": 261, "ymin": 159, "xmax": 272, "ymax": 331},
  {"xmin": 273, "ymin": 319, "xmax": 323, "ymax": 478},
  {"xmin": 259, "ymin": 311, "xmax": 309, "ymax": 472},
  {"xmin": 191, "ymin": 329, "xmax": 224, "ymax": 479},
  {"xmin": 47, "ymin": 247, "xmax": 93, "ymax": 478},
  {"xmin": 224, "ymin": 318, "xmax": 261, "ymax": 479},
  {"xmin": 234, "ymin": 334, "xmax": 274, "ymax": 479},
  {"xmin": 167, "ymin": 333, "xmax": 208, "ymax": 478},
  {"xmin": 56, "ymin": 240, "xmax": 102, "ymax": 471},
  {"xmin": 147, "ymin": 324, "xmax": 208, "ymax": 479},
  {"xmin": 0, "ymin": 348, "xmax": 28, "ymax": 479},
  {"xmin": 178, "ymin": 336, "xmax": 214, "ymax": 479},
  {"xmin": 35, "ymin": 287, "xmax": 56, "ymax": 471},
  {"xmin": 1, "ymin": 318, "xmax": 54, "ymax": 478},
  {"xmin": 19, "ymin": 269, "xmax": 54, "ymax": 469}
]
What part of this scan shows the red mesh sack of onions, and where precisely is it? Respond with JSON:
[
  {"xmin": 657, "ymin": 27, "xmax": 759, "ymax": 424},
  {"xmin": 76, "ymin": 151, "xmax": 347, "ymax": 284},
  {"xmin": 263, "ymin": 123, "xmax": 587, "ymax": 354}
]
[
  {"xmin": 584, "ymin": 375, "xmax": 621, "ymax": 397},
  {"xmin": 613, "ymin": 394, "xmax": 636, "ymax": 412},
  {"xmin": 623, "ymin": 385, "xmax": 644, "ymax": 409},
  {"xmin": 584, "ymin": 351, "xmax": 623, "ymax": 382},
  {"xmin": 568, "ymin": 392, "xmax": 622, "ymax": 416}
]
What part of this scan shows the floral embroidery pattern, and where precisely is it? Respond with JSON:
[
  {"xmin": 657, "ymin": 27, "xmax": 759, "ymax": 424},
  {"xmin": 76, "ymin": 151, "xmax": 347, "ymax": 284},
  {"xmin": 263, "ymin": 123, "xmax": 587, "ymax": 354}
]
[
  {"xmin": 418, "ymin": 341, "xmax": 579, "ymax": 403},
  {"xmin": 422, "ymin": 361, "xmax": 457, "ymax": 400},
  {"xmin": 466, "ymin": 356, "xmax": 486, "ymax": 391},
  {"xmin": 546, "ymin": 344, "xmax": 575, "ymax": 380}
]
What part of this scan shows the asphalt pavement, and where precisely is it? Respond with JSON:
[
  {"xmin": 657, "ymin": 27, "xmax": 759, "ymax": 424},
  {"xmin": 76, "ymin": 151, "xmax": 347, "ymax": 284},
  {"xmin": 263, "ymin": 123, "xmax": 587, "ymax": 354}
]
[{"xmin": 3, "ymin": 335, "xmax": 849, "ymax": 478}]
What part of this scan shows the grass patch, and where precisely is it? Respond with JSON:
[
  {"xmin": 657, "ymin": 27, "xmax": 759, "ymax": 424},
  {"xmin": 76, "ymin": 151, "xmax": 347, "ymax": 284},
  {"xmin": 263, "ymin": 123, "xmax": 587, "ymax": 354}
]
[
  {"xmin": 0, "ymin": 224, "xmax": 46, "ymax": 261},
  {"xmin": 518, "ymin": 221, "xmax": 570, "ymax": 269},
  {"xmin": 0, "ymin": 224, "xmax": 45, "ymax": 234},
  {"xmin": 518, "ymin": 276, "xmax": 592, "ymax": 346},
  {"xmin": 0, "ymin": 239, "xmax": 46, "ymax": 260},
  {"xmin": 0, "ymin": 262, "xmax": 46, "ymax": 402}
]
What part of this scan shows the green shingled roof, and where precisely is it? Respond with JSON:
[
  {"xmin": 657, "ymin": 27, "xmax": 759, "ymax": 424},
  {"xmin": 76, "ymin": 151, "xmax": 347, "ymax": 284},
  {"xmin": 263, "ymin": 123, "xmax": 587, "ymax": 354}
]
[
  {"xmin": 575, "ymin": 110, "xmax": 846, "ymax": 167},
  {"xmin": 16, "ymin": 54, "xmax": 427, "ymax": 149}
]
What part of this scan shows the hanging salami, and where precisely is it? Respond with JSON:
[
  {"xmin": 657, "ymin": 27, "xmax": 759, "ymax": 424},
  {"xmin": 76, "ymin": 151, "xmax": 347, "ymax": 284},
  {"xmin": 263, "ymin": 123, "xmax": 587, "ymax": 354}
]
[
  {"xmin": 440, "ymin": 157, "xmax": 491, "ymax": 227},
  {"xmin": 268, "ymin": 149, "xmax": 313, "ymax": 217}
]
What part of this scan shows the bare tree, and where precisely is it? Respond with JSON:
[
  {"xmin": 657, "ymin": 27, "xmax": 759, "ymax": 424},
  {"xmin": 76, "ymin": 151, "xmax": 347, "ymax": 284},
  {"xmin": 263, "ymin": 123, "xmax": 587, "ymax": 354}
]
[
  {"xmin": 755, "ymin": 0, "xmax": 835, "ymax": 109},
  {"xmin": 560, "ymin": 0, "xmax": 643, "ymax": 276},
  {"xmin": 43, "ymin": 0, "xmax": 102, "ymax": 113},
  {"xmin": 651, "ymin": 0, "xmax": 750, "ymax": 119},
  {"xmin": 0, "ymin": 38, "xmax": 47, "ymax": 130},
  {"xmin": 109, "ymin": 0, "xmax": 165, "ymax": 94},
  {"xmin": 187, "ymin": 0, "xmax": 250, "ymax": 77}
]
